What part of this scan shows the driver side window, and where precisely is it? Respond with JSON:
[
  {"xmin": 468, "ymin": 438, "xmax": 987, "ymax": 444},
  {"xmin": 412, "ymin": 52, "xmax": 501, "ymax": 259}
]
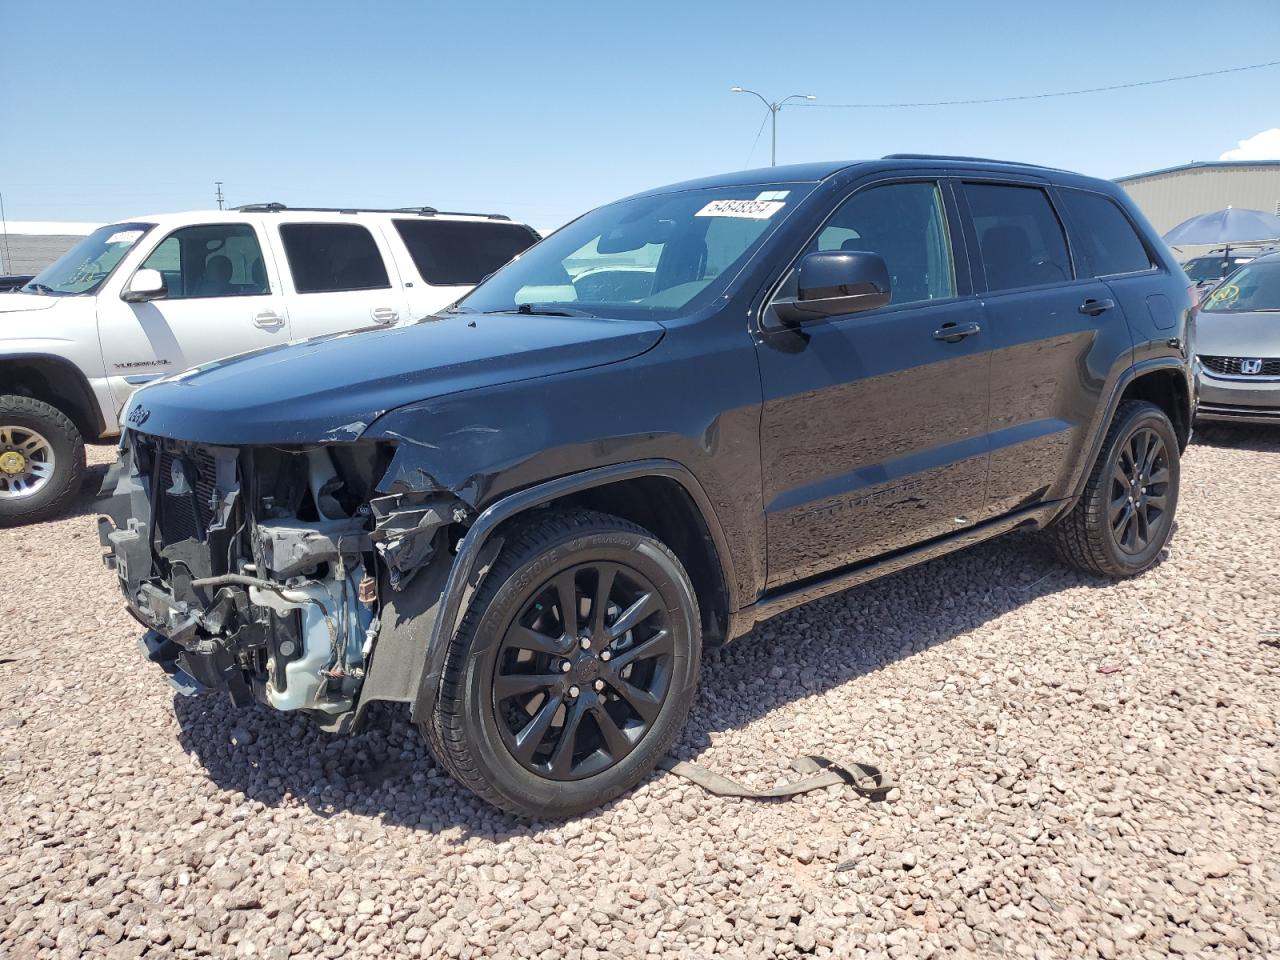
[
  {"xmin": 140, "ymin": 223, "xmax": 269, "ymax": 300},
  {"xmin": 786, "ymin": 181, "xmax": 956, "ymax": 307}
]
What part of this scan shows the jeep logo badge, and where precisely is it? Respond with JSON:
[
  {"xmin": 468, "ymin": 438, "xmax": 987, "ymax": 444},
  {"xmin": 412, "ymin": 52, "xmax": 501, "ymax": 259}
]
[
  {"xmin": 1241, "ymin": 359, "xmax": 1263, "ymax": 375},
  {"xmin": 126, "ymin": 405, "xmax": 151, "ymax": 427}
]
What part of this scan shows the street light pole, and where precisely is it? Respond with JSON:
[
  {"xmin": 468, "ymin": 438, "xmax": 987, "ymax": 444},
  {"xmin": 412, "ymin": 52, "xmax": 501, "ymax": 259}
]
[{"xmin": 731, "ymin": 87, "xmax": 817, "ymax": 166}]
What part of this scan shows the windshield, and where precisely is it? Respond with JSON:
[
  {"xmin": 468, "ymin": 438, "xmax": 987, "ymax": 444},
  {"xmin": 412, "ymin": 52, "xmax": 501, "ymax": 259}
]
[
  {"xmin": 22, "ymin": 222, "xmax": 154, "ymax": 296},
  {"xmin": 1184, "ymin": 254, "xmax": 1255, "ymax": 283},
  {"xmin": 1203, "ymin": 259, "xmax": 1280, "ymax": 313},
  {"xmin": 455, "ymin": 184, "xmax": 813, "ymax": 320},
  {"xmin": 1184, "ymin": 257, "xmax": 1227, "ymax": 283}
]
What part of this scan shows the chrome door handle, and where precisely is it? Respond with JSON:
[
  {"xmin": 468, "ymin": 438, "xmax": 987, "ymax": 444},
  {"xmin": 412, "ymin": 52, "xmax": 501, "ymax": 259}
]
[
  {"xmin": 933, "ymin": 321, "xmax": 981, "ymax": 343},
  {"xmin": 370, "ymin": 306, "xmax": 399, "ymax": 325},
  {"xmin": 253, "ymin": 311, "xmax": 285, "ymax": 330}
]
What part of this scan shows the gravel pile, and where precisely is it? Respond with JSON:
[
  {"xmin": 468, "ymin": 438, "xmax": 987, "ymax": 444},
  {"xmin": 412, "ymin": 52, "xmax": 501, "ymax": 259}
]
[{"xmin": 2, "ymin": 430, "xmax": 1278, "ymax": 959}]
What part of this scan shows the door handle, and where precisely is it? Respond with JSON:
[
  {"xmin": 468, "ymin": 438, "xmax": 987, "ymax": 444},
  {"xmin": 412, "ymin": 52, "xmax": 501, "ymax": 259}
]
[
  {"xmin": 1079, "ymin": 298, "xmax": 1115, "ymax": 316},
  {"xmin": 933, "ymin": 321, "xmax": 981, "ymax": 343},
  {"xmin": 370, "ymin": 306, "xmax": 399, "ymax": 325},
  {"xmin": 253, "ymin": 311, "xmax": 285, "ymax": 330}
]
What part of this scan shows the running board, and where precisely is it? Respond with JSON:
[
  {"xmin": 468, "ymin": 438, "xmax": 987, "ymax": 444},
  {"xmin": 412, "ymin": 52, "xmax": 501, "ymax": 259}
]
[{"xmin": 731, "ymin": 500, "xmax": 1064, "ymax": 639}]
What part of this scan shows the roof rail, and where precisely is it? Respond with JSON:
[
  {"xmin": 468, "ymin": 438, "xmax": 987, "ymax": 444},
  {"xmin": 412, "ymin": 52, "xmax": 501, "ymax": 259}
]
[
  {"xmin": 882, "ymin": 153, "xmax": 1058, "ymax": 171},
  {"xmin": 233, "ymin": 202, "xmax": 511, "ymax": 220}
]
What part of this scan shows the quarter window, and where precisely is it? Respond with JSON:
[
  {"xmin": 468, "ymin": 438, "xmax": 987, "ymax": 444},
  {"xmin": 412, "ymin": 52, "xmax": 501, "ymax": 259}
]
[
  {"xmin": 279, "ymin": 223, "xmax": 391, "ymax": 294},
  {"xmin": 964, "ymin": 183, "xmax": 1072, "ymax": 292},
  {"xmin": 138, "ymin": 223, "xmax": 269, "ymax": 300},
  {"xmin": 806, "ymin": 181, "xmax": 955, "ymax": 306},
  {"xmin": 1058, "ymin": 189, "xmax": 1153, "ymax": 276},
  {"xmin": 393, "ymin": 219, "xmax": 536, "ymax": 286}
]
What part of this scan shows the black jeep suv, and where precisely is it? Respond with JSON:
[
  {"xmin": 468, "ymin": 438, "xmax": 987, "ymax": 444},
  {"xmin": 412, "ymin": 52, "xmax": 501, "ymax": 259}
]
[{"xmin": 101, "ymin": 156, "xmax": 1194, "ymax": 817}]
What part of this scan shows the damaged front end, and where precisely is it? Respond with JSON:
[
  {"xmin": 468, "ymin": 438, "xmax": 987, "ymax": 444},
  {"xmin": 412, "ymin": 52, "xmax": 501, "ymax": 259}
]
[{"xmin": 99, "ymin": 433, "xmax": 469, "ymax": 731}]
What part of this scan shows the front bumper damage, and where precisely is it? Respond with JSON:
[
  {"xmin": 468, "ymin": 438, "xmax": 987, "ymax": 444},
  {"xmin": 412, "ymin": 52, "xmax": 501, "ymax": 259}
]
[{"xmin": 99, "ymin": 432, "xmax": 468, "ymax": 731}]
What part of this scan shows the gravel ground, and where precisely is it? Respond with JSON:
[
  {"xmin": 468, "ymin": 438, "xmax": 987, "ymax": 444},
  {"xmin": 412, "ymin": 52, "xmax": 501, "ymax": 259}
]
[{"xmin": 2, "ymin": 429, "xmax": 1278, "ymax": 960}]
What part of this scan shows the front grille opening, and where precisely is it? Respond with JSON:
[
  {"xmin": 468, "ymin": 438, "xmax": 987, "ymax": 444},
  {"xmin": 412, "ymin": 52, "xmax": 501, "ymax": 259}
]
[
  {"xmin": 1200, "ymin": 355, "xmax": 1280, "ymax": 377},
  {"xmin": 156, "ymin": 447, "xmax": 219, "ymax": 545}
]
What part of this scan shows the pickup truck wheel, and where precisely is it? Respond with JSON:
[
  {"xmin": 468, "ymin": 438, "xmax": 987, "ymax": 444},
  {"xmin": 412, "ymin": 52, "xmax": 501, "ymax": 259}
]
[
  {"xmin": 423, "ymin": 510, "xmax": 701, "ymax": 818},
  {"xmin": 0, "ymin": 395, "xmax": 86, "ymax": 526},
  {"xmin": 1051, "ymin": 400, "xmax": 1179, "ymax": 578}
]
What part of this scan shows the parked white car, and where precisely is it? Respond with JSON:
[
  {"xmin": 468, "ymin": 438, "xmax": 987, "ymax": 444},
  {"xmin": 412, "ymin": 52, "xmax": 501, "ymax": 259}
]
[{"xmin": 0, "ymin": 204, "xmax": 539, "ymax": 523}]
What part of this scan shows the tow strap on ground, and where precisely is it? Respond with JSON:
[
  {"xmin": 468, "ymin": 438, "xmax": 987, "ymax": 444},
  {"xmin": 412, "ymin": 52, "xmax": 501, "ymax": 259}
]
[{"xmin": 659, "ymin": 754, "xmax": 893, "ymax": 800}]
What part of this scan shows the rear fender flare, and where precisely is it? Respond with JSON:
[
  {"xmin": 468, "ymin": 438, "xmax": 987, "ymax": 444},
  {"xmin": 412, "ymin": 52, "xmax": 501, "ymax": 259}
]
[{"xmin": 1054, "ymin": 357, "xmax": 1191, "ymax": 521}]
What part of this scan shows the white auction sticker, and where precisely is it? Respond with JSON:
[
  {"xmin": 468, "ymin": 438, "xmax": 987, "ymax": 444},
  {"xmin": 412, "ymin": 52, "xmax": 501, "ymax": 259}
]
[
  {"xmin": 694, "ymin": 199, "xmax": 786, "ymax": 220},
  {"xmin": 106, "ymin": 230, "xmax": 144, "ymax": 244}
]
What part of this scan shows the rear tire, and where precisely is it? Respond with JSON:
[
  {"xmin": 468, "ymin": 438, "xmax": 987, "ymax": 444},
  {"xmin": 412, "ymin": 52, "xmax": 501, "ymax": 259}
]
[
  {"xmin": 422, "ymin": 509, "xmax": 701, "ymax": 818},
  {"xmin": 1051, "ymin": 400, "xmax": 1179, "ymax": 577},
  {"xmin": 0, "ymin": 395, "xmax": 86, "ymax": 526}
]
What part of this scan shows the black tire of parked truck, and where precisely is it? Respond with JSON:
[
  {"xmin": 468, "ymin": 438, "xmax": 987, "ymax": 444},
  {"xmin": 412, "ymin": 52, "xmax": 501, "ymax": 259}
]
[
  {"xmin": 1051, "ymin": 400, "xmax": 1180, "ymax": 578},
  {"xmin": 0, "ymin": 395, "xmax": 86, "ymax": 526},
  {"xmin": 421, "ymin": 509, "xmax": 702, "ymax": 819}
]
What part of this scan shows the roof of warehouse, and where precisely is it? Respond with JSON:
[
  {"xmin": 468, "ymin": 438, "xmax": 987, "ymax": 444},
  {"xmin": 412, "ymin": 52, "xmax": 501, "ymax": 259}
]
[{"xmin": 1117, "ymin": 159, "xmax": 1280, "ymax": 182}]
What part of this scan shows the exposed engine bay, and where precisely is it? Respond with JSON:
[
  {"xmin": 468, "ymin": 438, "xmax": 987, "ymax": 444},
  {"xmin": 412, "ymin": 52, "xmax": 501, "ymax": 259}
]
[{"xmin": 98, "ymin": 433, "xmax": 469, "ymax": 730}]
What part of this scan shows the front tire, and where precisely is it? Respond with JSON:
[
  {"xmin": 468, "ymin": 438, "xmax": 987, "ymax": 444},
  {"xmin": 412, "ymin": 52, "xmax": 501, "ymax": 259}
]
[
  {"xmin": 0, "ymin": 395, "xmax": 86, "ymax": 526},
  {"xmin": 422, "ymin": 510, "xmax": 701, "ymax": 818},
  {"xmin": 1051, "ymin": 400, "xmax": 1180, "ymax": 577}
]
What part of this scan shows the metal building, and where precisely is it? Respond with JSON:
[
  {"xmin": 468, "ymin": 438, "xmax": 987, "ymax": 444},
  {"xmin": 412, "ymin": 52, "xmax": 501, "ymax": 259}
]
[
  {"xmin": 1115, "ymin": 160, "xmax": 1280, "ymax": 236},
  {"xmin": 0, "ymin": 221, "xmax": 98, "ymax": 276}
]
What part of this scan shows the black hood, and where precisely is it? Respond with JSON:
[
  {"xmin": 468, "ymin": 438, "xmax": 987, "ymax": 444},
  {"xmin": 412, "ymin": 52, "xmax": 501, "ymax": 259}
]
[{"xmin": 125, "ymin": 313, "xmax": 664, "ymax": 444}]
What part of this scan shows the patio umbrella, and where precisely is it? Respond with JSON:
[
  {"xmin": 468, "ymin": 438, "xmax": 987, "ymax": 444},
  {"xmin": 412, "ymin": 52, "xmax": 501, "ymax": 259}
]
[{"xmin": 1163, "ymin": 206, "xmax": 1280, "ymax": 258}]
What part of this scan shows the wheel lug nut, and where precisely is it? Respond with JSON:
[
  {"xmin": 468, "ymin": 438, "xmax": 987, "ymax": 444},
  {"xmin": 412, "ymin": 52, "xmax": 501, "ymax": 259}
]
[
  {"xmin": 593, "ymin": 679, "xmax": 605, "ymax": 692},
  {"xmin": 568, "ymin": 685, "xmax": 580, "ymax": 698},
  {"xmin": 599, "ymin": 650, "xmax": 612, "ymax": 662},
  {"xmin": 579, "ymin": 637, "xmax": 592, "ymax": 650},
  {"xmin": 560, "ymin": 660, "xmax": 572, "ymax": 673}
]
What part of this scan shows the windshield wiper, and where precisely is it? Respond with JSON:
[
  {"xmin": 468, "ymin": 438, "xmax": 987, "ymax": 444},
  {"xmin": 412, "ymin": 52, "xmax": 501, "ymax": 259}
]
[
  {"xmin": 505, "ymin": 303, "xmax": 596, "ymax": 318},
  {"xmin": 22, "ymin": 282, "xmax": 55, "ymax": 295}
]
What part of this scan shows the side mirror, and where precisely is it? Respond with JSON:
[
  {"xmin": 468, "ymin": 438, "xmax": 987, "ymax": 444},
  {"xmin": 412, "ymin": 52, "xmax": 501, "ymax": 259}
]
[
  {"xmin": 774, "ymin": 250, "xmax": 891, "ymax": 324},
  {"xmin": 123, "ymin": 268, "xmax": 167, "ymax": 303}
]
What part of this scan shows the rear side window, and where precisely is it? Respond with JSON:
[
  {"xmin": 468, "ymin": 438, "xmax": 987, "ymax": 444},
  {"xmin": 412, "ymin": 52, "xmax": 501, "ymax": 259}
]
[
  {"xmin": 964, "ymin": 183, "xmax": 1072, "ymax": 292},
  {"xmin": 1059, "ymin": 189, "xmax": 1153, "ymax": 276},
  {"xmin": 393, "ymin": 220, "xmax": 536, "ymax": 285},
  {"xmin": 279, "ymin": 223, "xmax": 390, "ymax": 293}
]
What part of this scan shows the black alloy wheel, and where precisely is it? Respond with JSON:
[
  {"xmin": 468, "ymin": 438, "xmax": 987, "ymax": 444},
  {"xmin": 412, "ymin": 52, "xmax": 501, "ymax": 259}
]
[
  {"xmin": 1109, "ymin": 426, "xmax": 1171, "ymax": 556},
  {"xmin": 1051, "ymin": 399, "xmax": 1180, "ymax": 578},
  {"xmin": 422, "ymin": 510, "xmax": 701, "ymax": 818},
  {"xmin": 494, "ymin": 561, "xmax": 675, "ymax": 780}
]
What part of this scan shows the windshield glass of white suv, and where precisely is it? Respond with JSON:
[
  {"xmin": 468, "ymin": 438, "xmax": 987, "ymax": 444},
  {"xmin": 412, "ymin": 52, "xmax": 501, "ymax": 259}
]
[
  {"xmin": 1203, "ymin": 260, "xmax": 1280, "ymax": 313},
  {"xmin": 454, "ymin": 184, "xmax": 813, "ymax": 320},
  {"xmin": 22, "ymin": 222, "xmax": 153, "ymax": 296}
]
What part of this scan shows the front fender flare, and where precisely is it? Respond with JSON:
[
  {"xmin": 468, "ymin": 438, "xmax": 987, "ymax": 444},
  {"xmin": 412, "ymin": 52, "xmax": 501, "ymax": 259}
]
[{"xmin": 408, "ymin": 458, "xmax": 735, "ymax": 724}]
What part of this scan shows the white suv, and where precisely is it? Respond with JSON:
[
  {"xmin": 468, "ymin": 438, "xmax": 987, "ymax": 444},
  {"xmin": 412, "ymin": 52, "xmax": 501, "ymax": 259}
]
[{"xmin": 0, "ymin": 204, "xmax": 539, "ymax": 523}]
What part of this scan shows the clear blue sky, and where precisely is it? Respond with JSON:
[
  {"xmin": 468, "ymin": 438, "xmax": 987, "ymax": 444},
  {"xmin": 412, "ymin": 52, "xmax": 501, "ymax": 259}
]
[{"xmin": 2, "ymin": 0, "xmax": 1278, "ymax": 228}]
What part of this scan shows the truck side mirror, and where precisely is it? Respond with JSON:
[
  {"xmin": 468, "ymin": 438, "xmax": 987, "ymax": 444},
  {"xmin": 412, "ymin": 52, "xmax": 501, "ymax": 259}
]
[
  {"xmin": 774, "ymin": 250, "xmax": 891, "ymax": 324},
  {"xmin": 123, "ymin": 268, "xmax": 167, "ymax": 303}
]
